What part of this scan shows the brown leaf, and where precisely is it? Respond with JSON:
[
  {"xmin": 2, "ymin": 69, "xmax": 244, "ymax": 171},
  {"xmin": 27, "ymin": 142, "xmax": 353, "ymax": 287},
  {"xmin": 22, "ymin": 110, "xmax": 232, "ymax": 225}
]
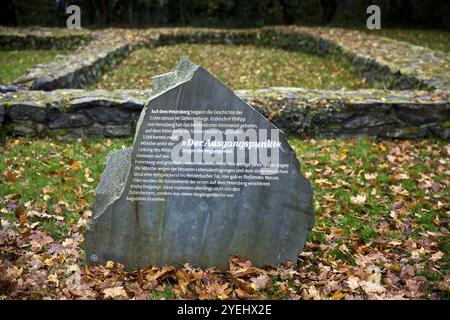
[
  {"xmin": 405, "ymin": 277, "xmax": 429, "ymax": 298},
  {"xmin": 361, "ymin": 280, "xmax": 386, "ymax": 295},
  {"xmin": 70, "ymin": 160, "xmax": 84, "ymax": 171},
  {"xmin": 234, "ymin": 288, "xmax": 249, "ymax": 298},
  {"xmin": 52, "ymin": 204, "xmax": 62, "ymax": 214},
  {"xmin": 103, "ymin": 286, "xmax": 128, "ymax": 299},
  {"xmin": 42, "ymin": 186, "xmax": 54, "ymax": 194},
  {"xmin": 4, "ymin": 171, "xmax": 17, "ymax": 182},
  {"xmin": 145, "ymin": 266, "xmax": 175, "ymax": 283}
]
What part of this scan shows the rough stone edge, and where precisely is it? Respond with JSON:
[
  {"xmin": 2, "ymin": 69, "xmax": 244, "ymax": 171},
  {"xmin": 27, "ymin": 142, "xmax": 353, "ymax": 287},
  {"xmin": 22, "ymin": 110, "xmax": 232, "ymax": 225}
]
[
  {"xmin": 133, "ymin": 58, "xmax": 199, "ymax": 142},
  {"xmin": 152, "ymin": 56, "xmax": 199, "ymax": 96},
  {"xmin": 88, "ymin": 147, "xmax": 132, "ymax": 225},
  {"xmin": 92, "ymin": 58, "xmax": 201, "ymax": 227}
]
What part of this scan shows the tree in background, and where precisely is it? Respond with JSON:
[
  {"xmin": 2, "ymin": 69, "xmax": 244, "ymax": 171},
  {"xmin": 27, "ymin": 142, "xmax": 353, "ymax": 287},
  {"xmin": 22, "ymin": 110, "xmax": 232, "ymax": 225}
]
[
  {"xmin": 321, "ymin": 0, "xmax": 338, "ymax": 24},
  {"xmin": 0, "ymin": 0, "xmax": 448, "ymax": 29},
  {"xmin": 330, "ymin": 0, "xmax": 450, "ymax": 28},
  {"xmin": 283, "ymin": 0, "xmax": 323, "ymax": 25},
  {"xmin": 0, "ymin": 0, "xmax": 18, "ymax": 26}
]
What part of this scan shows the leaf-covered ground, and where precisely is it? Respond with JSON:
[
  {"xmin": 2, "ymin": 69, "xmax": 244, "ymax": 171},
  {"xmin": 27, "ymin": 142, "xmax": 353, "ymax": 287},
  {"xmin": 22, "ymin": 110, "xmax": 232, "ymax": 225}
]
[
  {"xmin": 0, "ymin": 50, "xmax": 66, "ymax": 84},
  {"xmin": 0, "ymin": 136, "xmax": 448, "ymax": 300},
  {"xmin": 92, "ymin": 44, "xmax": 368, "ymax": 91}
]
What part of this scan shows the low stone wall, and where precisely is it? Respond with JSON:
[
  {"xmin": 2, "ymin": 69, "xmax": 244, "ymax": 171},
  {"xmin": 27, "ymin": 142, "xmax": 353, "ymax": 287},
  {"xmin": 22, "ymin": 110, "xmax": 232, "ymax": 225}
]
[
  {"xmin": 297, "ymin": 27, "xmax": 450, "ymax": 91},
  {"xmin": 148, "ymin": 27, "xmax": 450, "ymax": 91},
  {"xmin": 1, "ymin": 89, "xmax": 448, "ymax": 140},
  {"xmin": 9, "ymin": 38, "xmax": 133, "ymax": 91},
  {"xmin": 0, "ymin": 90, "xmax": 148, "ymax": 139},
  {"xmin": 0, "ymin": 27, "xmax": 92, "ymax": 50},
  {"xmin": 2, "ymin": 27, "xmax": 448, "ymax": 92},
  {"xmin": 0, "ymin": 34, "xmax": 91, "ymax": 50},
  {"xmin": 241, "ymin": 88, "xmax": 450, "ymax": 139}
]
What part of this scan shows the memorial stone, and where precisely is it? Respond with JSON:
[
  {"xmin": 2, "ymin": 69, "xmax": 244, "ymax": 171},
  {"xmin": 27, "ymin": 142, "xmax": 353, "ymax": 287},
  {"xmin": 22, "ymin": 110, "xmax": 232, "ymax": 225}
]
[{"xmin": 85, "ymin": 58, "xmax": 314, "ymax": 270}]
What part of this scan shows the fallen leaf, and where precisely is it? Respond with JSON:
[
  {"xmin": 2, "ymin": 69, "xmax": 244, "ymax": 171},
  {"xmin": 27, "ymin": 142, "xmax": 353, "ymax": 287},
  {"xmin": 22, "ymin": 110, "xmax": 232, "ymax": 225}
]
[
  {"xmin": 347, "ymin": 276, "xmax": 360, "ymax": 290},
  {"xmin": 103, "ymin": 287, "xmax": 128, "ymax": 299},
  {"xmin": 351, "ymin": 194, "xmax": 367, "ymax": 205},
  {"xmin": 364, "ymin": 173, "xmax": 378, "ymax": 180},
  {"xmin": 250, "ymin": 274, "xmax": 269, "ymax": 290},
  {"xmin": 4, "ymin": 171, "xmax": 17, "ymax": 182},
  {"xmin": 42, "ymin": 186, "xmax": 53, "ymax": 194},
  {"xmin": 361, "ymin": 281, "xmax": 386, "ymax": 294}
]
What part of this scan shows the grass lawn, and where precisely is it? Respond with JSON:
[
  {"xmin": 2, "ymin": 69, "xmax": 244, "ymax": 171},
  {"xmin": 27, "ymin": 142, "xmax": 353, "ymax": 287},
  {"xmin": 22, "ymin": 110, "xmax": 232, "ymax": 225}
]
[
  {"xmin": 0, "ymin": 49, "xmax": 66, "ymax": 84},
  {"xmin": 362, "ymin": 28, "xmax": 450, "ymax": 53},
  {"xmin": 0, "ymin": 136, "xmax": 447, "ymax": 299},
  {"xmin": 92, "ymin": 44, "xmax": 368, "ymax": 91}
]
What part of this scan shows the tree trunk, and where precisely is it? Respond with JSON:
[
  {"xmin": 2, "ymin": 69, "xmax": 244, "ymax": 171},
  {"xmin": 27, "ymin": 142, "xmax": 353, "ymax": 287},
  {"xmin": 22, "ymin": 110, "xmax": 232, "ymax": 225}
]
[
  {"xmin": 321, "ymin": 0, "xmax": 338, "ymax": 24},
  {"xmin": 0, "ymin": 0, "xmax": 18, "ymax": 26}
]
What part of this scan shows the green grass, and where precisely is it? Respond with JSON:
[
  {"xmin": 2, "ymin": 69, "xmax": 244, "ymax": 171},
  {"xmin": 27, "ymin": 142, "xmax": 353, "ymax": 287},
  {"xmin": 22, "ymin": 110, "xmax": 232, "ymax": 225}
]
[
  {"xmin": 92, "ymin": 44, "xmax": 368, "ymax": 90},
  {"xmin": 362, "ymin": 28, "xmax": 450, "ymax": 53},
  {"xmin": 0, "ymin": 137, "xmax": 131, "ymax": 239},
  {"xmin": 0, "ymin": 49, "xmax": 66, "ymax": 84},
  {"xmin": 1, "ymin": 136, "xmax": 446, "ymax": 249},
  {"xmin": 148, "ymin": 283, "xmax": 176, "ymax": 300},
  {"xmin": 0, "ymin": 136, "xmax": 448, "ymax": 299},
  {"xmin": 288, "ymin": 136, "xmax": 448, "ymax": 247}
]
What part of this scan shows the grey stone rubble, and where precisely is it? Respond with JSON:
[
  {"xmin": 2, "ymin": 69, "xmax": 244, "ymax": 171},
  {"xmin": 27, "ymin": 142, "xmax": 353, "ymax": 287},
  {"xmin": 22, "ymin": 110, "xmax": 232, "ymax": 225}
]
[
  {"xmin": 11, "ymin": 36, "xmax": 133, "ymax": 90},
  {"xmin": 1, "ymin": 88, "xmax": 448, "ymax": 139},
  {"xmin": 85, "ymin": 58, "xmax": 314, "ymax": 270}
]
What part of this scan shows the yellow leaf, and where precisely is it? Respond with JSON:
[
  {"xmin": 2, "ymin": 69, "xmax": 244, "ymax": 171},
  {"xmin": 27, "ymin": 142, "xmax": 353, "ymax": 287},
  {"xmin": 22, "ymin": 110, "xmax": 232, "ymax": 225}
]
[
  {"xmin": 332, "ymin": 291, "xmax": 346, "ymax": 300},
  {"xmin": 218, "ymin": 293, "xmax": 229, "ymax": 300}
]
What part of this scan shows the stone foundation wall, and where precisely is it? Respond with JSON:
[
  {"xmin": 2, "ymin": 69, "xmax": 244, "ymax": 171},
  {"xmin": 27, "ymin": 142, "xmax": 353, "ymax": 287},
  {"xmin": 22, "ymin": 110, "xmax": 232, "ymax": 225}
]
[
  {"xmin": 8, "ymin": 38, "xmax": 133, "ymax": 91},
  {"xmin": 0, "ymin": 27, "xmax": 92, "ymax": 50},
  {"xmin": 1, "ymin": 89, "xmax": 448, "ymax": 140},
  {"xmin": 3, "ymin": 27, "xmax": 448, "ymax": 93},
  {"xmin": 0, "ymin": 28, "xmax": 448, "ymax": 140},
  {"xmin": 261, "ymin": 101, "xmax": 449, "ymax": 139},
  {"xmin": 0, "ymin": 34, "xmax": 92, "ymax": 50},
  {"xmin": 153, "ymin": 27, "xmax": 442, "ymax": 91}
]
